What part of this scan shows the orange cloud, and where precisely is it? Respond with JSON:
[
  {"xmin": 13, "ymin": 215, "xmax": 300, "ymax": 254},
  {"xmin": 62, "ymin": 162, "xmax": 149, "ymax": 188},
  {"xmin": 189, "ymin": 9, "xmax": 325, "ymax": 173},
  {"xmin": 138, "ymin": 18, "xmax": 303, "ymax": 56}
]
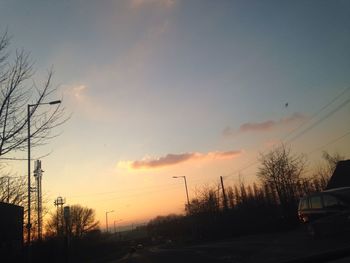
[
  {"xmin": 223, "ymin": 112, "xmax": 307, "ymax": 136},
  {"xmin": 118, "ymin": 150, "xmax": 242, "ymax": 170}
]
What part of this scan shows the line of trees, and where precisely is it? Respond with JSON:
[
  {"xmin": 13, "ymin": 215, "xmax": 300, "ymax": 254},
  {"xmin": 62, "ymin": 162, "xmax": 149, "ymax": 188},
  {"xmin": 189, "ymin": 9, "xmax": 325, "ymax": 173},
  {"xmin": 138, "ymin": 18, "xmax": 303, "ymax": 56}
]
[{"xmin": 148, "ymin": 145, "xmax": 346, "ymax": 241}]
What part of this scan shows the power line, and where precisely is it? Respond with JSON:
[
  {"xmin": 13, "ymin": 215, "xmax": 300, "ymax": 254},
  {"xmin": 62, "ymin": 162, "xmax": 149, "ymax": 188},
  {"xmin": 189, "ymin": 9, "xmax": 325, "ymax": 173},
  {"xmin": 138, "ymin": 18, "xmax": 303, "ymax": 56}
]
[
  {"xmin": 282, "ymin": 86, "xmax": 350, "ymax": 141},
  {"xmin": 229, "ymin": 129, "xmax": 350, "ymax": 179},
  {"xmin": 0, "ymin": 151, "xmax": 52, "ymax": 161},
  {"xmin": 286, "ymin": 97, "xmax": 350, "ymax": 143},
  {"xmin": 63, "ymin": 176, "xmax": 206, "ymax": 202},
  {"xmin": 67, "ymin": 182, "xmax": 183, "ymax": 198},
  {"xmin": 226, "ymin": 86, "xmax": 350, "ymax": 178},
  {"xmin": 57, "ymin": 131, "xmax": 350, "ymax": 213},
  {"xmin": 307, "ymin": 130, "xmax": 350, "ymax": 156},
  {"xmin": 70, "ymin": 183, "xmax": 186, "ymax": 204}
]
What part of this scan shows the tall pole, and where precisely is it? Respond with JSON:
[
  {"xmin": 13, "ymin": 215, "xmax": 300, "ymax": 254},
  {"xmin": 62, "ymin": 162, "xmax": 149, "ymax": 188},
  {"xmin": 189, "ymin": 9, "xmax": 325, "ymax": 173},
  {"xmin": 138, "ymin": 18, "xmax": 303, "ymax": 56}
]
[
  {"xmin": 105, "ymin": 212, "xmax": 108, "ymax": 233},
  {"xmin": 27, "ymin": 100, "xmax": 61, "ymax": 245},
  {"xmin": 173, "ymin": 176, "xmax": 190, "ymax": 206},
  {"xmin": 54, "ymin": 196, "xmax": 65, "ymax": 236},
  {"xmin": 220, "ymin": 176, "xmax": 228, "ymax": 210},
  {"xmin": 6, "ymin": 176, "xmax": 10, "ymax": 203},
  {"xmin": 183, "ymin": 176, "xmax": 190, "ymax": 206},
  {"xmin": 106, "ymin": 210, "xmax": 114, "ymax": 233},
  {"xmin": 34, "ymin": 160, "xmax": 43, "ymax": 240},
  {"xmin": 27, "ymin": 104, "xmax": 31, "ymax": 244}
]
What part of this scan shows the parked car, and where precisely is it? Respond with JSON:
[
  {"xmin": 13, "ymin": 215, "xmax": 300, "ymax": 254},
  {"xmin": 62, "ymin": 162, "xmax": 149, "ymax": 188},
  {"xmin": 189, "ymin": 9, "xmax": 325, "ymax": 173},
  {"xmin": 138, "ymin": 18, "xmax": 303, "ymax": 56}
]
[{"xmin": 298, "ymin": 187, "xmax": 350, "ymax": 237}]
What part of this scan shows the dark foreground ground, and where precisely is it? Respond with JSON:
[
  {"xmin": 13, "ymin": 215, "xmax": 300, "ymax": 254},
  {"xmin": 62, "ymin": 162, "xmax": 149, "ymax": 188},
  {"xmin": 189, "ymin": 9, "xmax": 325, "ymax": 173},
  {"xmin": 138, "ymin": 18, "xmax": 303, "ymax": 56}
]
[{"xmin": 107, "ymin": 227, "xmax": 350, "ymax": 263}]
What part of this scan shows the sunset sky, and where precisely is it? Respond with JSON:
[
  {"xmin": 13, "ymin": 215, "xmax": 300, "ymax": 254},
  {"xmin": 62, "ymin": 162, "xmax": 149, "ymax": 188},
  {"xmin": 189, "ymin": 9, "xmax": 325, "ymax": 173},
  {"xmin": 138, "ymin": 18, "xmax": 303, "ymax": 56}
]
[{"xmin": 0, "ymin": 0, "xmax": 349, "ymax": 229}]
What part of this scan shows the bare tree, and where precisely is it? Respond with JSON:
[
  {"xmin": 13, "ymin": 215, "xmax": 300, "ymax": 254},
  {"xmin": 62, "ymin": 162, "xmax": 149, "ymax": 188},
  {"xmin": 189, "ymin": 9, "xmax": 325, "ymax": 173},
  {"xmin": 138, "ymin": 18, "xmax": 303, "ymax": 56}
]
[
  {"xmin": 322, "ymin": 151, "xmax": 345, "ymax": 174},
  {"xmin": 0, "ymin": 31, "xmax": 67, "ymax": 242},
  {"xmin": 257, "ymin": 144, "xmax": 306, "ymax": 209},
  {"xmin": 0, "ymin": 31, "xmax": 65, "ymax": 159},
  {"xmin": 0, "ymin": 173, "xmax": 26, "ymax": 205},
  {"xmin": 312, "ymin": 151, "xmax": 346, "ymax": 190},
  {"xmin": 46, "ymin": 204, "xmax": 99, "ymax": 238},
  {"xmin": 187, "ymin": 186, "xmax": 220, "ymax": 215}
]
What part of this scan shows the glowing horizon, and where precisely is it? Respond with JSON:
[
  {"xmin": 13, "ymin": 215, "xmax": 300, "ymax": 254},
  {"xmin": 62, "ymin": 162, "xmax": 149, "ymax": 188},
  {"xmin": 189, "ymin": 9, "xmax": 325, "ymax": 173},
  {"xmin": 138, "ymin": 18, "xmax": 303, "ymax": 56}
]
[{"xmin": 0, "ymin": 0, "xmax": 349, "ymax": 229}]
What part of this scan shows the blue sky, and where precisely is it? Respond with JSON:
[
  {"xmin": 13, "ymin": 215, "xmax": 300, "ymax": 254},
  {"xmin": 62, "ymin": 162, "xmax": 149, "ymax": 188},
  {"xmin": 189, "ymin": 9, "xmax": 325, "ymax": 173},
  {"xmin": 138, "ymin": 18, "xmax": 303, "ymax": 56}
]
[{"xmin": 0, "ymin": 0, "xmax": 349, "ymax": 225}]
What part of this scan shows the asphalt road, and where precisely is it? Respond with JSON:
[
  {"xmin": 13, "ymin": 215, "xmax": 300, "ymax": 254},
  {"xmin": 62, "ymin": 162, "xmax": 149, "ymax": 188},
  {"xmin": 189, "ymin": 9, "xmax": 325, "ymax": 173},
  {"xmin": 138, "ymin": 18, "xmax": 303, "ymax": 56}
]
[
  {"xmin": 112, "ymin": 247, "xmax": 227, "ymax": 263},
  {"xmin": 109, "ymin": 228, "xmax": 350, "ymax": 263}
]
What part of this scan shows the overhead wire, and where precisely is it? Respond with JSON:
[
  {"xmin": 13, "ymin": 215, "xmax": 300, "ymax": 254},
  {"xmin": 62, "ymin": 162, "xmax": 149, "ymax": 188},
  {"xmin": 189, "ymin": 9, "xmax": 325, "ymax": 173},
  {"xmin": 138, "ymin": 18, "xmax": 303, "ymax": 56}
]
[
  {"xmin": 41, "ymin": 86, "xmax": 350, "ymax": 206},
  {"xmin": 307, "ymin": 130, "xmax": 350, "ymax": 156},
  {"xmin": 60, "ymin": 175, "xmax": 206, "ymax": 202},
  {"xmin": 282, "ymin": 86, "xmax": 350, "ymax": 142},
  {"xmin": 86, "ymin": 183, "xmax": 186, "ymax": 204},
  {"xmin": 286, "ymin": 97, "xmax": 350, "ymax": 143},
  {"xmin": 225, "ymin": 86, "xmax": 350, "ymax": 178}
]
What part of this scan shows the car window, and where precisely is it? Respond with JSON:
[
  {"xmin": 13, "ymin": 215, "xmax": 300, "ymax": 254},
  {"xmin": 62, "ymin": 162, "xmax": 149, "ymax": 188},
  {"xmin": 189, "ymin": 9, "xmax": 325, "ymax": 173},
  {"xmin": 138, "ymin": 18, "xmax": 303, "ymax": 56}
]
[
  {"xmin": 323, "ymin": 195, "xmax": 339, "ymax": 208},
  {"xmin": 310, "ymin": 196, "xmax": 322, "ymax": 209},
  {"xmin": 299, "ymin": 198, "xmax": 308, "ymax": 210}
]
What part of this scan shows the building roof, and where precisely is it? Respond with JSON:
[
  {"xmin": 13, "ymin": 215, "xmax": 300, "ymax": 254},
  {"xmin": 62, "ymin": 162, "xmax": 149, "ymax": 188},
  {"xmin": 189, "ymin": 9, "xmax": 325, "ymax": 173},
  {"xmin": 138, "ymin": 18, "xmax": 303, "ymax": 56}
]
[{"xmin": 326, "ymin": 160, "xmax": 350, "ymax": 190}]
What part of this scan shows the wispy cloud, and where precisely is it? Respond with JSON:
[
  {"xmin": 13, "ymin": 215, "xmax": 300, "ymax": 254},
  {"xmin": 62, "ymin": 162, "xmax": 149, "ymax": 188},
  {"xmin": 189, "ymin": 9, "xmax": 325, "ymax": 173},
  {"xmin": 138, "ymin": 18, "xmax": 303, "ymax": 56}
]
[
  {"xmin": 130, "ymin": 0, "xmax": 176, "ymax": 9},
  {"xmin": 62, "ymin": 84, "xmax": 113, "ymax": 122},
  {"xmin": 223, "ymin": 112, "xmax": 308, "ymax": 136},
  {"xmin": 118, "ymin": 150, "xmax": 242, "ymax": 170},
  {"xmin": 69, "ymin": 85, "xmax": 88, "ymax": 101}
]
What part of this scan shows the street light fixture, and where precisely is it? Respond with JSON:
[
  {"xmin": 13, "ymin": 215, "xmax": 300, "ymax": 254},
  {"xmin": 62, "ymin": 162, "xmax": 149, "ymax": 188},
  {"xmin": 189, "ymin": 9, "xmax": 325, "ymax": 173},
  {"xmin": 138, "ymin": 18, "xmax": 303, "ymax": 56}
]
[
  {"xmin": 105, "ymin": 210, "xmax": 114, "ymax": 233},
  {"xmin": 173, "ymin": 176, "xmax": 190, "ymax": 206},
  {"xmin": 49, "ymin": 100, "xmax": 62, "ymax": 105},
  {"xmin": 27, "ymin": 100, "xmax": 61, "ymax": 244}
]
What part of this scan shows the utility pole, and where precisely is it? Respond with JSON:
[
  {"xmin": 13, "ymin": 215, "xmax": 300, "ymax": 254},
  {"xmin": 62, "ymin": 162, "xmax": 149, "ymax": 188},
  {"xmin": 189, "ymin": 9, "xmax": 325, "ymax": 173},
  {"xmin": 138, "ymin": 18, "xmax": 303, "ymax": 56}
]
[
  {"xmin": 54, "ymin": 196, "xmax": 66, "ymax": 236},
  {"xmin": 220, "ymin": 176, "xmax": 228, "ymax": 211},
  {"xmin": 105, "ymin": 210, "xmax": 114, "ymax": 233},
  {"xmin": 173, "ymin": 176, "xmax": 190, "ymax": 206},
  {"xmin": 63, "ymin": 206, "xmax": 71, "ymax": 263},
  {"xmin": 27, "ymin": 100, "xmax": 61, "ymax": 245},
  {"xmin": 34, "ymin": 160, "xmax": 43, "ymax": 240},
  {"xmin": 27, "ymin": 104, "xmax": 31, "ymax": 244},
  {"xmin": 6, "ymin": 176, "xmax": 9, "ymax": 203}
]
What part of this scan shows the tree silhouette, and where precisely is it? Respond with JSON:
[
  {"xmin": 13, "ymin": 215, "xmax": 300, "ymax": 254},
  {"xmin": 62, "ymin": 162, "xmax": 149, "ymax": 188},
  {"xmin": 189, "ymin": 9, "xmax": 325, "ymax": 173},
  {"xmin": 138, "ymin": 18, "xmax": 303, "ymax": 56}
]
[
  {"xmin": 257, "ymin": 144, "xmax": 306, "ymax": 209},
  {"xmin": 46, "ymin": 204, "xmax": 99, "ymax": 238},
  {"xmin": 0, "ymin": 31, "xmax": 66, "ymax": 158}
]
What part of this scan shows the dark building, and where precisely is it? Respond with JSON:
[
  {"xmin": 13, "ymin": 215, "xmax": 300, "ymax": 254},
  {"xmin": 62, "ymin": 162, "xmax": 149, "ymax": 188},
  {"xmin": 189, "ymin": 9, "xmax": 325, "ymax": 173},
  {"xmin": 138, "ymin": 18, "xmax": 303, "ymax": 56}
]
[
  {"xmin": 326, "ymin": 160, "xmax": 350, "ymax": 189},
  {"xmin": 0, "ymin": 202, "xmax": 24, "ymax": 261}
]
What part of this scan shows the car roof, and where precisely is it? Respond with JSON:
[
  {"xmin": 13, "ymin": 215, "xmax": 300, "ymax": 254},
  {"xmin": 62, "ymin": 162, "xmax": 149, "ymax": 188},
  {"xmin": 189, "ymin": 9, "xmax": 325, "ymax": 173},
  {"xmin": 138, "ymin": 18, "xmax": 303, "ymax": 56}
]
[
  {"xmin": 322, "ymin": 187, "xmax": 350, "ymax": 193},
  {"xmin": 299, "ymin": 187, "xmax": 350, "ymax": 199}
]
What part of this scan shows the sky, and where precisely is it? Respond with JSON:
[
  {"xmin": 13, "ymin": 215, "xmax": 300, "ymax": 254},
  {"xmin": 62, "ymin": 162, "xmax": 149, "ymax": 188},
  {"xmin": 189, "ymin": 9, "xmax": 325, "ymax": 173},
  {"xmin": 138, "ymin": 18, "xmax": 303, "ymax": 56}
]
[{"xmin": 0, "ymin": 0, "xmax": 349, "ymax": 229}]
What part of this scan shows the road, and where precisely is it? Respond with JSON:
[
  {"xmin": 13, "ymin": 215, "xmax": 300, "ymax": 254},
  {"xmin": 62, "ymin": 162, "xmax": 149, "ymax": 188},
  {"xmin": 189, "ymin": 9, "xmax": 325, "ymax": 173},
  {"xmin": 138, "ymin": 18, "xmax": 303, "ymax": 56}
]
[
  {"xmin": 109, "ymin": 228, "xmax": 350, "ymax": 263},
  {"xmin": 113, "ymin": 247, "xmax": 225, "ymax": 263}
]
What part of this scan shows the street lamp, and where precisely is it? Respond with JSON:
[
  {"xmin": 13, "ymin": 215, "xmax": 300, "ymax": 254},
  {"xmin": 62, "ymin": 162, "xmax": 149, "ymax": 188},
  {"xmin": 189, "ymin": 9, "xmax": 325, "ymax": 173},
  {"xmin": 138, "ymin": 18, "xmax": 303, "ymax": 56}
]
[
  {"xmin": 173, "ymin": 176, "xmax": 190, "ymax": 206},
  {"xmin": 27, "ymin": 100, "xmax": 61, "ymax": 244},
  {"xmin": 105, "ymin": 210, "xmax": 114, "ymax": 233}
]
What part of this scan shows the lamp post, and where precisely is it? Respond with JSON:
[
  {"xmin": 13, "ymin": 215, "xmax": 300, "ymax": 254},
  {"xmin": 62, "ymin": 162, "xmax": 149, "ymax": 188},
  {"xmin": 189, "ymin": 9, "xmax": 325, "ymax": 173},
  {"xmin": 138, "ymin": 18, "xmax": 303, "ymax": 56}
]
[
  {"xmin": 173, "ymin": 176, "xmax": 190, "ymax": 206},
  {"xmin": 105, "ymin": 210, "xmax": 114, "ymax": 233},
  {"xmin": 27, "ymin": 100, "xmax": 61, "ymax": 244}
]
